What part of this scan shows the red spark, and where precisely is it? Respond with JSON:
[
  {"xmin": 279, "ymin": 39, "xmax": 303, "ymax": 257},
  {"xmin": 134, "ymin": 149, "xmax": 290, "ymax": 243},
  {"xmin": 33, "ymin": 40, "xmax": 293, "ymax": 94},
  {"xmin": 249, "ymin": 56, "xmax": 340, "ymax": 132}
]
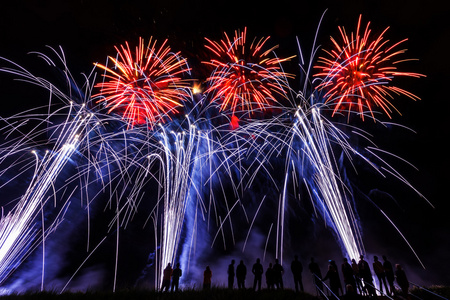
[
  {"xmin": 202, "ymin": 28, "xmax": 294, "ymax": 117},
  {"xmin": 230, "ymin": 115, "xmax": 240, "ymax": 130},
  {"xmin": 314, "ymin": 15, "xmax": 424, "ymax": 121},
  {"xmin": 94, "ymin": 37, "xmax": 191, "ymax": 129}
]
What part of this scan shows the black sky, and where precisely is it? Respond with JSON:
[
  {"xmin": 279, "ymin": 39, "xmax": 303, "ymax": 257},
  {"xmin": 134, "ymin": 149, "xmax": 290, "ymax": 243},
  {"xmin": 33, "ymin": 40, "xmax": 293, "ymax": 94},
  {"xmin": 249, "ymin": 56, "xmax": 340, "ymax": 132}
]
[{"xmin": 0, "ymin": 0, "xmax": 449, "ymax": 288}]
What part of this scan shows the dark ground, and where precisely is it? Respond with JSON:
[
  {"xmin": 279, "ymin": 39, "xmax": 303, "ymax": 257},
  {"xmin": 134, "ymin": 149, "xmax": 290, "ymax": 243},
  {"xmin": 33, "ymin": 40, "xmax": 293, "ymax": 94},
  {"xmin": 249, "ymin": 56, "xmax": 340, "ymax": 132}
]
[{"xmin": 0, "ymin": 286, "xmax": 449, "ymax": 300}]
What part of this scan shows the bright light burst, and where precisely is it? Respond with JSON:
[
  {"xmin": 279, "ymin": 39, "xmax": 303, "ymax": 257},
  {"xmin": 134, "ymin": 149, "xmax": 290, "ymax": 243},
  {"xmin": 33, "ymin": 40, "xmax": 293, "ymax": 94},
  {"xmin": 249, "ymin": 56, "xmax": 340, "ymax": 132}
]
[
  {"xmin": 314, "ymin": 15, "xmax": 424, "ymax": 120},
  {"xmin": 95, "ymin": 37, "xmax": 192, "ymax": 128},
  {"xmin": 203, "ymin": 27, "xmax": 294, "ymax": 116},
  {"xmin": 0, "ymin": 15, "xmax": 428, "ymax": 293}
]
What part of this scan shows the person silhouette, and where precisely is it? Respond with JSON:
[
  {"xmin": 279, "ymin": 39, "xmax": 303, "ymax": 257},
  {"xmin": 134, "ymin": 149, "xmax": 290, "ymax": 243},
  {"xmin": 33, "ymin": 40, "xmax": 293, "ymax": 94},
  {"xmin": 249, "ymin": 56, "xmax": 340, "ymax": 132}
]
[
  {"xmin": 291, "ymin": 255, "xmax": 304, "ymax": 292},
  {"xmin": 382, "ymin": 255, "xmax": 395, "ymax": 296},
  {"xmin": 373, "ymin": 256, "xmax": 388, "ymax": 295},
  {"xmin": 351, "ymin": 258, "xmax": 363, "ymax": 295},
  {"xmin": 309, "ymin": 257, "xmax": 323, "ymax": 295},
  {"xmin": 273, "ymin": 258, "xmax": 284, "ymax": 289},
  {"xmin": 227, "ymin": 259, "xmax": 235, "ymax": 289},
  {"xmin": 171, "ymin": 263, "xmax": 182, "ymax": 292},
  {"xmin": 265, "ymin": 262, "xmax": 275, "ymax": 290},
  {"xmin": 252, "ymin": 258, "xmax": 264, "ymax": 291},
  {"xmin": 328, "ymin": 260, "xmax": 343, "ymax": 295},
  {"xmin": 322, "ymin": 265, "xmax": 341, "ymax": 299},
  {"xmin": 395, "ymin": 264, "xmax": 410, "ymax": 299},
  {"xmin": 342, "ymin": 258, "xmax": 356, "ymax": 293},
  {"xmin": 358, "ymin": 255, "xmax": 375, "ymax": 297},
  {"xmin": 161, "ymin": 263, "xmax": 173, "ymax": 292},
  {"xmin": 203, "ymin": 266, "xmax": 212, "ymax": 290},
  {"xmin": 236, "ymin": 260, "xmax": 247, "ymax": 289}
]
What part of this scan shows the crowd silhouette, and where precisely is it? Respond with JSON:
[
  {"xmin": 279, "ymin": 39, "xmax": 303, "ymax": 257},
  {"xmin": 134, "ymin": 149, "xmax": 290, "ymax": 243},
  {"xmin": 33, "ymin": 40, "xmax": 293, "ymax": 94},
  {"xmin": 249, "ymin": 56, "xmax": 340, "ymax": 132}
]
[{"xmin": 160, "ymin": 254, "xmax": 412, "ymax": 299}]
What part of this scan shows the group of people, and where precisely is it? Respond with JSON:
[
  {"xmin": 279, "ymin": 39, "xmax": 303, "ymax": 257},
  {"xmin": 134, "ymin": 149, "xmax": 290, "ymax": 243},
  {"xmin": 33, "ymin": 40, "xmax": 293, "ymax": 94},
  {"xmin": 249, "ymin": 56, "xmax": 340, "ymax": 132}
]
[
  {"xmin": 161, "ymin": 254, "xmax": 410, "ymax": 298},
  {"xmin": 311, "ymin": 255, "xmax": 410, "ymax": 299},
  {"xmin": 226, "ymin": 258, "xmax": 288, "ymax": 291},
  {"xmin": 160, "ymin": 263, "xmax": 183, "ymax": 292}
]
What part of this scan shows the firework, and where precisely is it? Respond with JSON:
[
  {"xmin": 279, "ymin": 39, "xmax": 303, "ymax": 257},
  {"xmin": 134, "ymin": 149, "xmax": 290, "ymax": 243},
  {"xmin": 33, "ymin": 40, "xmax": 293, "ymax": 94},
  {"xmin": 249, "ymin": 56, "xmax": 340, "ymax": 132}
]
[
  {"xmin": 0, "ymin": 109, "xmax": 88, "ymax": 286},
  {"xmin": 291, "ymin": 106, "xmax": 363, "ymax": 261},
  {"xmin": 203, "ymin": 27, "xmax": 294, "ymax": 117},
  {"xmin": 314, "ymin": 15, "xmax": 424, "ymax": 120},
  {"xmin": 0, "ymin": 48, "xmax": 103, "ymax": 288},
  {"xmin": 0, "ymin": 15, "xmax": 428, "ymax": 293},
  {"xmin": 94, "ymin": 37, "xmax": 192, "ymax": 129}
]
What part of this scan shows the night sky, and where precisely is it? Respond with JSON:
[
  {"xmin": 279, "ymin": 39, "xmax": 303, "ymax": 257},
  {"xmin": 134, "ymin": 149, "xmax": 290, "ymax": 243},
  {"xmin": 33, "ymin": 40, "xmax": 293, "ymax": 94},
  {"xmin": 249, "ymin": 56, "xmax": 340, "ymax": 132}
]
[{"xmin": 0, "ymin": 0, "xmax": 449, "ymax": 291}]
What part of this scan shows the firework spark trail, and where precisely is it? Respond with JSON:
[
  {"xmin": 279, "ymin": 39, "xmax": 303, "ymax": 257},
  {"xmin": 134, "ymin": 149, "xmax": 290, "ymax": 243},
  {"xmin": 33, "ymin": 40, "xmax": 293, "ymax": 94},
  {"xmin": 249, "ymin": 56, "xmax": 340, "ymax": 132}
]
[
  {"xmin": 157, "ymin": 107, "xmax": 256, "ymax": 284},
  {"xmin": 0, "ymin": 105, "xmax": 93, "ymax": 285},
  {"xmin": 293, "ymin": 106, "xmax": 362, "ymax": 260},
  {"xmin": 174, "ymin": 119, "xmax": 236, "ymax": 283},
  {"xmin": 52, "ymin": 120, "xmax": 175, "ymax": 292},
  {"xmin": 234, "ymin": 100, "xmax": 364, "ymax": 263},
  {"xmin": 153, "ymin": 120, "xmax": 200, "ymax": 287},
  {"xmin": 114, "ymin": 114, "xmax": 240, "ymax": 287},
  {"xmin": 154, "ymin": 90, "xmax": 285, "ymax": 285},
  {"xmin": 0, "ymin": 48, "xmax": 117, "ymax": 288},
  {"xmin": 280, "ymin": 97, "xmax": 428, "ymax": 264}
]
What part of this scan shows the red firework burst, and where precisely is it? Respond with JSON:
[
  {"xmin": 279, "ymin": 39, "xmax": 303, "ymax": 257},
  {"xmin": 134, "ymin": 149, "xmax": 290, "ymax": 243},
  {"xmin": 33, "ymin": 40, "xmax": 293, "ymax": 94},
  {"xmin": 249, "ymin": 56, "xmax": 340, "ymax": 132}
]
[
  {"xmin": 94, "ymin": 37, "xmax": 191, "ymax": 128},
  {"xmin": 314, "ymin": 15, "xmax": 424, "ymax": 120},
  {"xmin": 203, "ymin": 27, "xmax": 294, "ymax": 116}
]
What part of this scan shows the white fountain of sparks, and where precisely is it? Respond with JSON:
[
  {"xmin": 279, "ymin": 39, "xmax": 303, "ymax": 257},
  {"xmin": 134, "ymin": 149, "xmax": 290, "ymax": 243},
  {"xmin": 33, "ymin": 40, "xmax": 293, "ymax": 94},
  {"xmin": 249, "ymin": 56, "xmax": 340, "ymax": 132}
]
[{"xmin": 0, "ymin": 105, "xmax": 93, "ymax": 286}]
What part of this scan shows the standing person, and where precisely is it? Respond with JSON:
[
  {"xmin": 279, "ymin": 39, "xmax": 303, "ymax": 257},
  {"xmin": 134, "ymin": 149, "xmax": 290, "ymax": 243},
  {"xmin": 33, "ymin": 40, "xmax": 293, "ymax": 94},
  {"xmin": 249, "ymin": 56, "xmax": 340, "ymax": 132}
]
[
  {"xmin": 161, "ymin": 263, "xmax": 173, "ymax": 292},
  {"xmin": 309, "ymin": 257, "xmax": 323, "ymax": 295},
  {"xmin": 358, "ymin": 255, "xmax": 375, "ymax": 297},
  {"xmin": 329, "ymin": 260, "xmax": 343, "ymax": 295},
  {"xmin": 252, "ymin": 258, "xmax": 264, "ymax": 291},
  {"xmin": 373, "ymin": 256, "xmax": 388, "ymax": 295},
  {"xmin": 382, "ymin": 255, "xmax": 395, "ymax": 296},
  {"xmin": 236, "ymin": 260, "xmax": 247, "ymax": 289},
  {"xmin": 322, "ymin": 265, "xmax": 341, "ymax": 299},
  {"xmin": 291, "ymin": 255, "xmax": 304, "ymax": 292},
  {"xmin": 203, "ymin": 266, "xmax": 212, "ymax": 290},
  {"xmin": 342, "ymin": 258, "xmax": 356, "ymax": 293},
  {"xmin": 395, "ymin": 264, "xmax": 410, "ymax": 299},
  {"xmin": 351, "ymin": 259, "xmax": 363, "ymax": 295},
  {"xmin": 171, "ymin": 263, "xmax": 182, "ymax": 292},
  {"xmin": 273, "ymin": 258, "xmax": 284, "ymax": 289},
  {"xmin": 227, "ymin": 259, "xmax": 235, "ymax": 289},
  {"xmin": 265, "ymin": 262, "xmax": 274, "ymax": 290}
]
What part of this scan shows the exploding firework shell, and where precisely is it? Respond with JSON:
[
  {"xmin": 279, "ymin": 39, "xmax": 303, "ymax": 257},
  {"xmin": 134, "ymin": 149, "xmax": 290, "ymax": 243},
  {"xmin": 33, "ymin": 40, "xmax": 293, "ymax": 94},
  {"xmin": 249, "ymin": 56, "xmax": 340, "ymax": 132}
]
[
  {"xmin": 94, "ymin": 37, "xmax": 192, "ymax": 129},
  {"xmin": 314, "ymin": 15, "xmax": 424, "ymax": 120},
  {"xmin": 203, "ymin": 27, "xmax": 294, "ymax": 117}
]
